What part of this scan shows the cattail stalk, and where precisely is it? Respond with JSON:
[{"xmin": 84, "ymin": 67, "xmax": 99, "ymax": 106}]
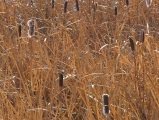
[
  {"xmin": 103, "ymin": 94, "xmax": 110, "ymax": 115},
  {"xmin": 59, "ymin": 73, "xmax": 63, "ymax": 87}
]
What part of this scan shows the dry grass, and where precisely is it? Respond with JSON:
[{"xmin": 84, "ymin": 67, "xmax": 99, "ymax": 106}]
[{"xmin": 0, "ymin": 0, "xmax": 159, "ymax": 119}]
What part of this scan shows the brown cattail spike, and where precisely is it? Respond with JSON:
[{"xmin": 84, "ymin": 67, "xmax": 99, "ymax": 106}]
[
  {"xmin": 103, "ymin": 94, "xmax": 110, "ymax": 115},
  {"xmin": 141, "ymin": 29, "xmax": 145, "ymax": 43},
  {"xmin": 30, "ymin": 0, "xmax": 34, "ymax": 5},
  {"xmin": 18, "ymin": 24, "xmax": 21, "ymax": 37},
  {"xmin": 126, "ymin": 0, "xmax": 129, "ymax": 6},
  {"xmin": 59, "ymin": 73, "xmax": 63, "ymax": 87},
  {"xmin": 114, "ymin": 6, "xmax": 117, "ymax": 15},
  {"xmin": 92, "ymin": 1, "xmax": 95, "ymax": 12},
  {"xmin": 146, "ymin": 0, "xmax": 152, "ymax": 8},
  {"xmin": 64, "ymin": 0, "xmax": 68, "ymax": 13},
  {"xmin": 27, "ymin": 19, "xmax": 35, "ymax": 38},
  {"xmin": 51, "ymin": 0, "xmax": 54, "ymax": 8},
  {"xmin": 75, "ymin": 0, "xmax": 79, "ymax": 11},
  {"xmin": 129, "ymin": 37, "xmax": 135, "ymax": 52}
]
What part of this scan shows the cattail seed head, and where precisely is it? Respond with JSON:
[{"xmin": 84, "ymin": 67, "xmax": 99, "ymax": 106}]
[
  {"xmin": 103, "ymin": 94, "xmax": 110, "ymax": 115},
  {"xmin": 114, "ymin": 6, "xmax": 117, "ymax": 15},
  {"xmin": 51, "ymin": 0, "xmax": 55, "ymax": 8},
  {"xmin": 30, "ymin": 0, "xmax": 34, "ymax": 5},
  {"xmin": 27, "ymin": 19, "xmax": 34, "ymax": 27},
  {"xmin": 75, "ymin": 0, "xmax": 79, "ymax": 11},
  {"xmin": 146, "ymin": 0, "xmax": 152, "ymax": 8},
  {"xmin": 126, "ymin": 0, "xmax": 129, "ymax": 6},
  {"xmin": 141, "ymin": 29, "xmax": 145, "ymax": 43},
  {"xmin": 92, "ymin": 1, "xmax": 96, "ymax": 12},
  {"xmin": 129, "ymin": 37, "xmax": 135, "ymax": 52},
  {"xmin": 18, "ymin": 24, "xmax": 22, "ymax": 37},
  {"xmin": 28, "ymin": 26, "xmax": 34, "ymax": 36},
  {"xmin": 64, "ymin": 0, "xmax": 68, "ymax": 13},
  {"xmin": 59, "ymin": 73, "xmax": 63, "ymax": 87},
  {"xmin": 27, "ymin": 19, "xmax": 35, "ymax": 38}
]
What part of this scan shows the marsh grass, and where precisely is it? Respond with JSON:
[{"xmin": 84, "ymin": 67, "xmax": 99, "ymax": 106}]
[{"xmin": 0, "ymin": 0, "xmax": 159, "ymax": 119}]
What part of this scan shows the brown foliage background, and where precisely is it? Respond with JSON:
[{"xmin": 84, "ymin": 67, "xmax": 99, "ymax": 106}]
[{"xmin": 0, "ymin": 0, "xmax": 159, "ymax": 119}]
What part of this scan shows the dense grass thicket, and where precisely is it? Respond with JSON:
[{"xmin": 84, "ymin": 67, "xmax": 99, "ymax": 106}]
[{"xmin": 0, "ymin": 0, "xmax": 159, "ymax": 119}]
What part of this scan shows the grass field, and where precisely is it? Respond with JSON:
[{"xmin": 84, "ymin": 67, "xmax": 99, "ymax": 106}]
[{"xmin": 0, "ymin": 0, "xmax": 159, "ymax": 119}]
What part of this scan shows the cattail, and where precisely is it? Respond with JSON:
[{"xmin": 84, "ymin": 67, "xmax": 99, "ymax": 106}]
[
  {"xmin": 141, "ymin": 29, "xmax": 145, "ymax": 43},
  {"xmin": 75, "ymin": 0, "xmax": 79, "ymax": 11},
  {"xmin": 59, "ymin": 73, "xmax": 63, "ymax": 87},
  {"xmin": 92, "ymin": 1, "xmax": 95, "ymax": 12},
  {"xmin": 27, "ymin": 19, "xmax": 35, "ymax": 38},
  {"xmin": 30, "ymin": 0, "xmax": 34, "ymax": 5},
  {"xmin": 126, "ymin": 0, "xmax": 129, "ymax": 6},
  {"xmin": 114, "ymin": 6, "xmax": 117, "ymax": 15},
  {"xmin": 146, "ymin": 0, "xmax": 152, "ymax": 8},
  {"xmin": 51, "ymin": 0, "xmax": 55, "ymax": 8},
  {"xmin": 64, "ymin": 0, "xmax": 68, "ymax": 13},
  {"xmin": 28, "ymin": 26, "xmax": 35, "ymax": 37},
  {"xmin": 27, "ymin": 19, "xmax": 34, "ymax": 27},
  {"xmin": 103, "ymin": 94, "xmax": 110, "ymax": 115},
  {"xmin": 129, "ymin": 37, "xmax": 135, "ymax": 52},
  {"xmin": 18, "ymin": 24, "xmax": 22, "ymax": 37}
]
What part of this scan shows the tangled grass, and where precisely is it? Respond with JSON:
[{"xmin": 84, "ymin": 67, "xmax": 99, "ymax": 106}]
[{"xmin": 0, "ymin": 0, "xmax": 159, "ymax": 119}]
